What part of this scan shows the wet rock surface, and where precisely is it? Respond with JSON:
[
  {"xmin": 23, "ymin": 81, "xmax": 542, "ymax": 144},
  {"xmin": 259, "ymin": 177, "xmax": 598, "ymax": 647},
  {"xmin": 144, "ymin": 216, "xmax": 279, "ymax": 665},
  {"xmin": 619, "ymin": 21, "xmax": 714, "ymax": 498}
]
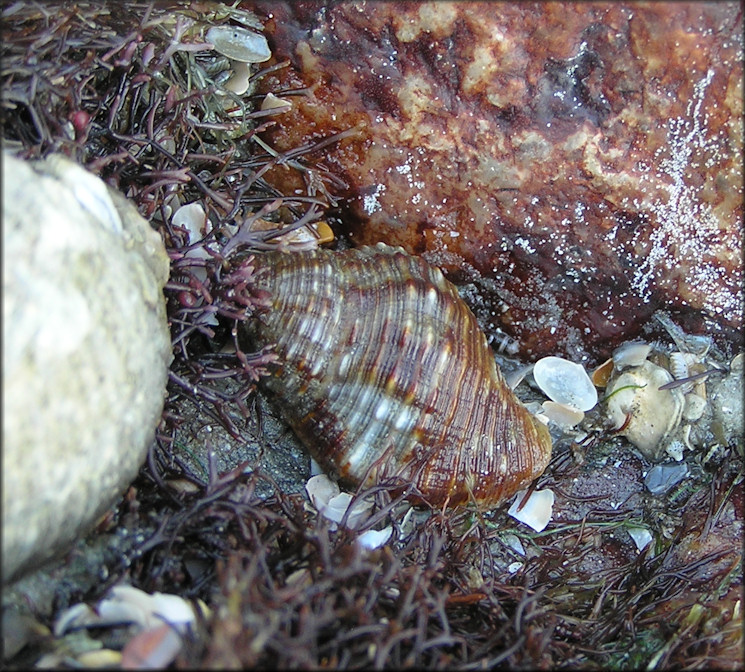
[
  {"xmin": 254, "ymin": 1, "xmax": 743, "ymax": 361},
  {"xmin": 2, "ymin": 154, "xmax": 171, "ymax": 584}
]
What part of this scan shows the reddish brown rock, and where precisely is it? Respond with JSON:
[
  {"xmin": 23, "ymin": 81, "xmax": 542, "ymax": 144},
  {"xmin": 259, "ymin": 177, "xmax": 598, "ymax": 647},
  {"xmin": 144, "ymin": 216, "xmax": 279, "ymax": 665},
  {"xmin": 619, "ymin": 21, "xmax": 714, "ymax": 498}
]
[{"xmin": 251, "ymin": 1, "xmax": 743, "ymax": 361}]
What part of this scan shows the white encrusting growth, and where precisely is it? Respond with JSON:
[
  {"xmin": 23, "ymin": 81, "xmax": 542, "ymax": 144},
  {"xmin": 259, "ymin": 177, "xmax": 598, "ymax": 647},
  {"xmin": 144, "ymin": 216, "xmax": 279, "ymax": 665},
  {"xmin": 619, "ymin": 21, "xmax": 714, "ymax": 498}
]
[{"xmin": 632, "ymin": 68, "xmax": 739, "ymax": 322}]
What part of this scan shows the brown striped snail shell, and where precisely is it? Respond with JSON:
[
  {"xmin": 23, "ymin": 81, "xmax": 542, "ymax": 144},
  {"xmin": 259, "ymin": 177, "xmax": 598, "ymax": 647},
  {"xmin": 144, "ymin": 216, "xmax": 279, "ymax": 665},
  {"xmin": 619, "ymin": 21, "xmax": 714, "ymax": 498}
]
[{"xmin": 241, "ymin": 243, "xmax": 553, "ymax": 509}]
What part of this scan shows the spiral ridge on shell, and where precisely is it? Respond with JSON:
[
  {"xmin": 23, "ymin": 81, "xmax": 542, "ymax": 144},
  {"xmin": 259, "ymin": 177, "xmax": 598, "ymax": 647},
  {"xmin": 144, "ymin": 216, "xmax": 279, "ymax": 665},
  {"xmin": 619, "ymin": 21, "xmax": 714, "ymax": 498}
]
[{"xmin": 242, "ymin": 243, "xmax": 552, "ymax": 508}]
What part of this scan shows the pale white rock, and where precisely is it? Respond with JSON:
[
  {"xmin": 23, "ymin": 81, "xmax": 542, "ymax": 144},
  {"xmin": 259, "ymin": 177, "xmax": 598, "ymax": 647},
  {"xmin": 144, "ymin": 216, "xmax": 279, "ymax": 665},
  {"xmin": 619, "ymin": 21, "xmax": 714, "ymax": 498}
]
[
  {"xmin": 2, "ymin": 153, "xmax": 171, "ymax": 584},
  {"xmin": 710, "ymin": 365, "xmax": 744, "ymax": 447},
  {"xmin": 533, "ymin": 356, "xmax": 598, "ymax": 412}
]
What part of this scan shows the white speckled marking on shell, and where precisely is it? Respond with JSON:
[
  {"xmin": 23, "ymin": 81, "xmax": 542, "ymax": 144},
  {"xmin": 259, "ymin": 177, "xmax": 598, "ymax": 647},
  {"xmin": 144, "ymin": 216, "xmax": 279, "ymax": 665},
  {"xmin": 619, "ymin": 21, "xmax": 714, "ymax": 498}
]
[{"xmin": 242, "ymin": 243, "xmax": 553, "ymax": 508}]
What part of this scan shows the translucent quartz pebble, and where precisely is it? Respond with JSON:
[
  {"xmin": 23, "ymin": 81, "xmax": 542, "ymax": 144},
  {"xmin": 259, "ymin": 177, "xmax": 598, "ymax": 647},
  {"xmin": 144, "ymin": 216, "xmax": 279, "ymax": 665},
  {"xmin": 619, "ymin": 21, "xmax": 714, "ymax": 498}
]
[
  {"xmin": 644, "ymin": 461, "xmax": 689, "ymax": 495},
  {"xmin": 206, "ymin": 25, "xmax": 271, "ymax": 63},
  {"xmin": 533, "ymin": 356, "xmax": 598, "ymax": 412}
]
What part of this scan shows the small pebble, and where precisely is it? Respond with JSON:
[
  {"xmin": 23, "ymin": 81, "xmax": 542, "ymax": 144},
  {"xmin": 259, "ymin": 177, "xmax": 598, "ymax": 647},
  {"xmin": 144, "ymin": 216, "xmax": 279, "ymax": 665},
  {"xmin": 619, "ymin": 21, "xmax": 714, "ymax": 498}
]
[{"xmin": 644, "ymin": 461, "xmax": 689, "ymax": 495}]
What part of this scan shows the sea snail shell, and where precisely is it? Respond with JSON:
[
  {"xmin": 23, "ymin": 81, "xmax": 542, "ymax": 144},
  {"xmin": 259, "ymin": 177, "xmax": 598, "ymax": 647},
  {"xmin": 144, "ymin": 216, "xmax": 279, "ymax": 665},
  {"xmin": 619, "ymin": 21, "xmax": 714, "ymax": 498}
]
[{"xmin": 241, "ymin": 243, "xmax": 553, "ymax": 509}]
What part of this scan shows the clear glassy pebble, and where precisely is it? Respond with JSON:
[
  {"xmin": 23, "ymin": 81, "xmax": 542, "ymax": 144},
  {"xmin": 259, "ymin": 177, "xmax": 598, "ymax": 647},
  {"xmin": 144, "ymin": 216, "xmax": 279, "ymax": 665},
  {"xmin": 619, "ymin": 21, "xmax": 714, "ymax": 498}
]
[
  {"xmin": 533, "ymin": 356, "xmax": 598, "ymax": 412},
  {"xmin": 644, "ymin": 461, "xmax": 689, "ymax": 495}
]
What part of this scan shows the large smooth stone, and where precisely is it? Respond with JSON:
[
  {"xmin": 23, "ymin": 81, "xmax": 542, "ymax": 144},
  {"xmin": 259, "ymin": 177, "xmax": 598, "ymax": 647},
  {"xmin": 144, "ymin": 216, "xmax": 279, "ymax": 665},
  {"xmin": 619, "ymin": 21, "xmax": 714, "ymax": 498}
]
[{"xmin": 2, "ymin": 153, "xmax": 171, "ymax": 584}]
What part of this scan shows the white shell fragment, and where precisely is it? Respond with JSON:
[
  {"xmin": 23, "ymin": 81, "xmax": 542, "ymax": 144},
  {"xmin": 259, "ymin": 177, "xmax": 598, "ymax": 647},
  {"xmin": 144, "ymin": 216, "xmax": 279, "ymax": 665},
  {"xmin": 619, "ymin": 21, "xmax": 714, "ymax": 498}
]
[
  {"xmin": 507, "ymin": 488, "xmax": 554, "ymax": 532},
  {"xmin": 682, "ymin": 393, "xmax": 708, "ymax": 422},
  {"xmin": 52, "ymin": 586, "xmax": 201, "ymax": 669},
  {"xmin": 206, "ymin": 25, "xmax": 271, "ymax": 63},
  {"xmin": 305, "ymin": 474, "xmax": 373, "ymax": 530},
  {"xmin": 322, "ymin": 492, "xmax": 374, "ymax": 529},
  {"xmin": 604, "ymin": 360, "xmax": 685, "ymax": 461},
  {"xmin": 172, "ymin": 202, "xmax": 208, "ymax": 248},
  {"xmin": 612, "ymin": 341, "xmax": 652, "ymax": 370},
  {"xmin": 533, "ymin": 356, "xmax": 598, "ymax": 412},
  {"xmin": 357, "ymin": 527, "xmax": 393, "ymax": 550},
  {"xmin": 54, "ymin": 585, "xmax": 198, "ymax": 637},
  {"xmin": 541, "ymin": 400, "xmax": 585, "ymax": 429},
  {"xmin": 305, "ymin": 475, "xmax": 391, "ymax": 549},
  {"xmin": 305, "ymin": 473, "xmax": 340, "ymax": 509},
  {"xmin": 261, "ymin": 92, "xmax": 292, "ymax": 112},
  {"xmin": 223, "ymin": 60, "xmax": 251, "ymax": 95},
  {"xmin": 627, "ymin": 526, "xmax": 654, "ymax": 552},
  {"xmin": 644, "ymin": 461, "xmax": 688, "ymax": 495},
  {"xmin": 507, "ymin": 561, "xmax": 523, "ymax": 574}
]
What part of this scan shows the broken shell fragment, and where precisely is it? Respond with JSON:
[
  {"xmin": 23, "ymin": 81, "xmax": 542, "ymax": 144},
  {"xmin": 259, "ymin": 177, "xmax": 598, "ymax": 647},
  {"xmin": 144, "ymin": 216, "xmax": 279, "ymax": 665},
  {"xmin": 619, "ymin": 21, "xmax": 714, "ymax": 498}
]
[
  {"xmin": 533, "ymin": 356, "xmax": 598, "ymax": 412},
  {"xmin": 590, "ymin": 358, "xmax": 614, "ymax": 388},
  {"xmin": 206, "ymin": 25, "xmax": 271, "ymax": 63},
  {"xmin": 261, "ymin": 92, "xmax": 292, "ymax": 112},
  {"xmin": 246, "ymin": 216, "xmax": 334, "ymax": 248},
  {"xmin": 627, "ymin": 526, "xmax": 654, "ymax": 552},
  {"xmin": 223, "ymin": 60, "xmax": 251, "ymax": 95},
  {"xmin": 541, "ymin": 400, "xmax": 585, "ymax": 429},
  {"xmin": 357, "ymin": 527, "xmax": 392, "ymax": 550},
  {"xmin": 305, "ymin": 474, "xmax": 373, "ymax": 529},
  {"xmin": 611, "ymin": 341, "xmax": 652, "ymax": 370},
  {"xmin": 507, "ymin": 489, "xmax": 554, "ymax": 532},
  {"xmin": 604, "ymin": 360, "xmax": 685, "ymax": 461},
  {"xmin": 682, "ymin": 393, "xmax": 708, "ymax": 422},
  {"xmin": 172, "ymin": 202, "xmax": 207, "ymax": 244}
]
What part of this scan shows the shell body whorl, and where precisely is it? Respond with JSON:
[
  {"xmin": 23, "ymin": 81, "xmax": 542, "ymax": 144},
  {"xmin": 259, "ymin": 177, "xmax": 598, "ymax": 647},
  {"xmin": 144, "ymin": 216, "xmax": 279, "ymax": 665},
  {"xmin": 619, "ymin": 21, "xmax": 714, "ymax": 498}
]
[{"xmin": 242, "ymin": 243, "xmax": 552, "ymax": 509}]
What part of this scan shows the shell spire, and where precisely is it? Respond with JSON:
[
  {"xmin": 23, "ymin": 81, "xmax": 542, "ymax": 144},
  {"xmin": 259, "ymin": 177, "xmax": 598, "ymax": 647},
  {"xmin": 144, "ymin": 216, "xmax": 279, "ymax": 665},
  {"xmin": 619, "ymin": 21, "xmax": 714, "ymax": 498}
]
[{"xmin": 241, "ymin": 243, "xmax": 552, "ymax": 509}]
